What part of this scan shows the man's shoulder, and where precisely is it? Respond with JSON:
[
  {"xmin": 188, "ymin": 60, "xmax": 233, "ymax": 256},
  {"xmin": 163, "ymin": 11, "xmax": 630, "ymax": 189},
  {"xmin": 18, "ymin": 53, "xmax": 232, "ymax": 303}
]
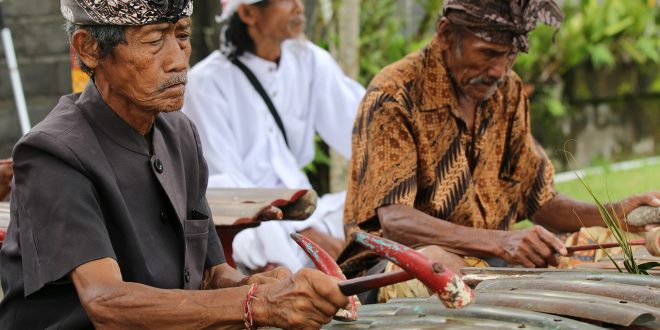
[
  {"xmin": 283, "ymin": 39, "xmax": 321, "ymax": 56},
  {"xmin": 368, "ymin": 50, "xmax": 424, "ymax": 93},
  {"xmin": 13, "ymin": 93, "xmax": 96, "ymax": 163},
  {"xmin": 360, "ymin": 50, "xmax": 425, "ymax": 112},
  {"xmin": 23, "ymin": 94, "xmax": 88, "ymax": 142},
  {"xmin": 282, "ymin": 39, "xmax": 338, "ymax": 67}
]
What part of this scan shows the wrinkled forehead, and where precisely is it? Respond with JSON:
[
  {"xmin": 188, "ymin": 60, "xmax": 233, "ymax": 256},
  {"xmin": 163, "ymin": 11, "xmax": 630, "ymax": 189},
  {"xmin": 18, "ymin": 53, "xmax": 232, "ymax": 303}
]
[{"xmin": 61, "ymin": 0, "xmax": 193, "ymax": 26}]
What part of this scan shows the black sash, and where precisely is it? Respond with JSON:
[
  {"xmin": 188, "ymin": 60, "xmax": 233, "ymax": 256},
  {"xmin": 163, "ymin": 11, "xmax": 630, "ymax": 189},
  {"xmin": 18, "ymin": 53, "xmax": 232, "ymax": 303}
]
[{"xmin": 231, "ymin": 58, "xmax": 290, "ymax": 148}]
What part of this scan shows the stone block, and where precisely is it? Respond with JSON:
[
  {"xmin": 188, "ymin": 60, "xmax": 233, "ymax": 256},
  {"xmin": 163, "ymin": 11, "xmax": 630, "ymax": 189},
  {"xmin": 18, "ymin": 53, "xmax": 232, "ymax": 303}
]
[
  {"xmin": 2, "ymin": 0, "xmax": 60, "ymax": 18},
  {"xmin": 0, "ymin": 18, "xmax": 69, "ymax": 58},
  {"xmin": 0, "ymin": 58, "xmax": 70, "ymax": 98},
  {"xmin": 0, "ymin": 95, "xmax": 58, "ymax": 156}
]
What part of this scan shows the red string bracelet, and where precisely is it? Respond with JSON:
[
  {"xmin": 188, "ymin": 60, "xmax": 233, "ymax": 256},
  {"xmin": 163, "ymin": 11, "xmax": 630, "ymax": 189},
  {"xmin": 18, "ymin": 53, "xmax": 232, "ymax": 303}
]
[{"xmin": 243, "ymin": 283, "xmax": 258, "ymax": 330}]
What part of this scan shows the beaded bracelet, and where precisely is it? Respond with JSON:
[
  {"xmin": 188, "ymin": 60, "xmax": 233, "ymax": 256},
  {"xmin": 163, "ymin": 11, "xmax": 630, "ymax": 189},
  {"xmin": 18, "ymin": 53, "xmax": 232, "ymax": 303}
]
[{"xmin": 243, "ymin": 283, "xmax": 258, "ymax": 330}]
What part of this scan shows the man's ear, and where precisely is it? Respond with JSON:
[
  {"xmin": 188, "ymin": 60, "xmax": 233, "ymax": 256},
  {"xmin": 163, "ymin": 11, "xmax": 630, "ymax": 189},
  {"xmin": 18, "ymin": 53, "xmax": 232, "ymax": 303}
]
[
  {"xmin": 436, "ymin": 18, "xmax": 453, "ymax": 51},
  {"xmin": 236, "ymin": 4, "xmax": 258, "ymax": 26},
  {"xmin": 71, "ymin": 29, "xmax": 101, "ymax": 72}
]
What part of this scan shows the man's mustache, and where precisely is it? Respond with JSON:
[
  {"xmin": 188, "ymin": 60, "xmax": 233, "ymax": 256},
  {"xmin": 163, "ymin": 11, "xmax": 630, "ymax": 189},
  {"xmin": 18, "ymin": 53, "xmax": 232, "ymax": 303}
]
[
  {"xmin": 469, "ymin": 75, "xmax": 504, "ymax": 87},
  {"xmin": 157, "ymin": 74, "xmax": 188, "ymax": 92}
]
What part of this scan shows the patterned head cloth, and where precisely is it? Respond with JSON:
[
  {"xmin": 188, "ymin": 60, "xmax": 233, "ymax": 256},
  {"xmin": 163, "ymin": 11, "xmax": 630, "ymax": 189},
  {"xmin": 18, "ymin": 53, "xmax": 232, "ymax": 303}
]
[
  {"xmin": 443, "ymin": 0, "xmax": 563, "ymax": 52},
  {"xmin": 61, "ymin": 0, "xmax": 194, "ymax": 25}
]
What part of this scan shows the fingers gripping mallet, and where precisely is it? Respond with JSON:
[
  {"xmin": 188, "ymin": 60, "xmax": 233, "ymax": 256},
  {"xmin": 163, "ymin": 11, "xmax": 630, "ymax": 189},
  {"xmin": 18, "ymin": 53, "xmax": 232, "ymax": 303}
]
[
  {"xmin": 350, "ymin": 232, "xmax": 474, "ymax": 308},
  {"xmin": 567, "ymin": 227, "xmax": 660, "ymax": 256},
  {"xmin": 291, "ymin": 232, "xmax": 474, "ymax": 313}
]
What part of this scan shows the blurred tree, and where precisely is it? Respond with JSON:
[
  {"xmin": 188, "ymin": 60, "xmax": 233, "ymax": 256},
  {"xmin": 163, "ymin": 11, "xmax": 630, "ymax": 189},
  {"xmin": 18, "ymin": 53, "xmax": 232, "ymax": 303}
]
[
  {"xmin": 190, "ymin": 0, "xmax": 221, "ymax": 65},
  {"xmin": 516, "ymin": 0, "xmax": 660, "ymax": 118}
]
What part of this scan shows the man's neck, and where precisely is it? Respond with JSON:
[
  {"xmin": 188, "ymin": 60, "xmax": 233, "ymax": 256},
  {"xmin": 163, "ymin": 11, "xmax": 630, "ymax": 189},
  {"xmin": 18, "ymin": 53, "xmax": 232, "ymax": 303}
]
[
  {"xmin": 249, "ymin": 30, "xmax": 283, "ymax": 62},
  {"xmin": 253, "ymin": 42, "xmax": 282, "ymax": 62},
  {"xmin": 94, "ymin": 80, "xmax": 157, "ymax": 136},
  {"xmin": 450, "ymin": 75, "xmax": 479, "ymax": 131},
  {"xmin": 456, "ymin": 97, "xmax": 478, "ymax": 131}
]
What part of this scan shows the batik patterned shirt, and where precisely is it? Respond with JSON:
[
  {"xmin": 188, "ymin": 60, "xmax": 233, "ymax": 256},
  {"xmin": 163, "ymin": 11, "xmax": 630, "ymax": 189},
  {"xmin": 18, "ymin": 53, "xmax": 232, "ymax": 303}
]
[{"xmin": 338, "ymin": 37, "xmax": 556, "ymax": 277}]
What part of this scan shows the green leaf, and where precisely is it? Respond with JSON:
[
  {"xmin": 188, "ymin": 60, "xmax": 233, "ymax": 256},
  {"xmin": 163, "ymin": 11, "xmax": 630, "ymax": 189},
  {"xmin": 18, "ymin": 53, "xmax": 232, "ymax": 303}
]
[
  {"xmin": 650, "ymin": 76, "xmax": 660, "ymax": 93},
  {"xmin": 639, "ymin": 261, "xmax": 660, "ymax": 272},
  {"xmin": 588, "ymin": 44, "xmax": 616, "ymax": 68},
  {"xmin": 603, "ymin": 16, "xmax": 635, "ymax": 37},
  {"xmin": 546, "ymin": 98, "xmax": 566, "ymax": 117},
  {"xmin": 619, "ymin": 39, "xmax": 647, "ymax": 63},
  {"xmin": 635, "ymin": 37, "xmax": 660, "ymax": 63}
]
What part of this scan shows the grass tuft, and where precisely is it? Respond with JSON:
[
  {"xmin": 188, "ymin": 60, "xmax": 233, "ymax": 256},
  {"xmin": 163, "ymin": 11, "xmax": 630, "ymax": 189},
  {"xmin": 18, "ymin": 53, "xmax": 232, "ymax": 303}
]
[{"xmin": 562, "ymin": 149, "xmax": 650, "ymax": 274}]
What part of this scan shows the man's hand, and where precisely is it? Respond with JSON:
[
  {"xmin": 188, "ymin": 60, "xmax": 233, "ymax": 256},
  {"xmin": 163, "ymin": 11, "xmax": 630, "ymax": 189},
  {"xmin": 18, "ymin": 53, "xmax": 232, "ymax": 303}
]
[
  {"xmin": 253, "ymin": 268, "xmax": 348, "ymax": 330},
  {"xmin": 0, "ymin": 161, "xmax": 12, "ymax": 201},
  {"xmin": 243, "ymin": 266, "xmax": 292, "ymax": 286},
  {"xmin": 496, "ymin": 225, "xmax": 567, "ymax": 268},
  {"xmin": 612, "ymin": 192, "xmax": 660, "ymax": 232}
]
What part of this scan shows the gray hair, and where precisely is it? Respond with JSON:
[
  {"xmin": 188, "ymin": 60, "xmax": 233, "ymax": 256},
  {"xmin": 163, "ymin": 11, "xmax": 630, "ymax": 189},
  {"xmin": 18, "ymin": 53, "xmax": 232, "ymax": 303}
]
[{"xmin": 65, "ymin": 22, "xmax": 127, "ymax": 76}]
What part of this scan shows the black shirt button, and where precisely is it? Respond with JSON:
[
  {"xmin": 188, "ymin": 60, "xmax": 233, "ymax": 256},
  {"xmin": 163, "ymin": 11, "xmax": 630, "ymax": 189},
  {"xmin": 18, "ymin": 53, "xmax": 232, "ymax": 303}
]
[
  {"xmin": 153, "ymin": 158, "xmax": 164, "ymax": 173},
  {"xmin": 160, "ymin": 211, "xmax": 168, "ymax": 224},
  {"xmin": 184, "ymin": 268, "xmax": 191, "ymax": 283}
]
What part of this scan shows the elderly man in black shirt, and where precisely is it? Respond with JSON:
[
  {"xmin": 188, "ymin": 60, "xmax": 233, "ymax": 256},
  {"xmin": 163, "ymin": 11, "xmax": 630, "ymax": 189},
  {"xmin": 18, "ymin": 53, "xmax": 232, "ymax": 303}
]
[{"xmin": 0, "ymin": 1, "xmax": 347, "ymax": 329}]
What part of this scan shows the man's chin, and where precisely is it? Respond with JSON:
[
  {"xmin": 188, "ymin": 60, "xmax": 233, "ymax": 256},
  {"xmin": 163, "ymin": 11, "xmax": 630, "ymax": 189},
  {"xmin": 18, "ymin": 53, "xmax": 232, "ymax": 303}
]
[
  {"xmin": 151, "ymin": 99, "xmax": 184, "ymax": 114},
  {"xmin": 150, "ymin": 91, "xmax": 185, "ymax": 112},
  {"xmin": 467, "ymin": 85, "xmax": 498, "ymax": 102},
  {"xmin": 159, "ymin": 103, "xmax": 184, "ymax": 113},
  {"xmin": 288, "ymin": 19, "xmax": 306, "ymax": 38}
]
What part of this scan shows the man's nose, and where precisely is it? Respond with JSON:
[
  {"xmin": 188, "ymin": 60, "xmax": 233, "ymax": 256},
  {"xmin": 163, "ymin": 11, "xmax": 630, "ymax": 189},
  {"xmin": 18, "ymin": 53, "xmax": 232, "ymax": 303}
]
[
  {"xmin": 164, "ymin": 39, "xmax": 188, "ymax": 73},
  {"xmin": 292, "ymin": 0, "xmax": 304, "ymax": 13}
]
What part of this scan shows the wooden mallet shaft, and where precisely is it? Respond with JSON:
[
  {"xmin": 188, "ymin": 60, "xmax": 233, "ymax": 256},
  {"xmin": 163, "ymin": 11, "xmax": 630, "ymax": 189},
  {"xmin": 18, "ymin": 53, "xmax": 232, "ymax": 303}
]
[
  {"xmin": 338, "ymin": 270, "xmax": 411, "ymax": 296},
  {"xmin": 566, "ymin": 228, "xmax": 660, "ymax": 257},
  {"xmin": 567, "ymin": 240, "xmax": 646, "ymax": 252}
]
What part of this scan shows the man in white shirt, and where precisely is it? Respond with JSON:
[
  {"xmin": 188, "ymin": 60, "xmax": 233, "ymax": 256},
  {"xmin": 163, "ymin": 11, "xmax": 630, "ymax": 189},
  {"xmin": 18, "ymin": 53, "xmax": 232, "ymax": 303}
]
[{"xmin": 183, "ymin": 0, "xmax": 365, "ymax": 272}]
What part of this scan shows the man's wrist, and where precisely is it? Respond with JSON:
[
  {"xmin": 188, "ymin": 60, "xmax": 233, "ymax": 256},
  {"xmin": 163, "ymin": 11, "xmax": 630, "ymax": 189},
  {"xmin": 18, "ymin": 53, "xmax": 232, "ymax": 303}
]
[
  {"xmin": 250, "ymin": 286, "xmax": 272, "ymax": 328},
  {"xmin": 485, "ymin": 229, "xmax": 507, "ymax": 259},
  {"xmin": 243, "ymin": 284, "xmax": 258, "ymax": 330}
]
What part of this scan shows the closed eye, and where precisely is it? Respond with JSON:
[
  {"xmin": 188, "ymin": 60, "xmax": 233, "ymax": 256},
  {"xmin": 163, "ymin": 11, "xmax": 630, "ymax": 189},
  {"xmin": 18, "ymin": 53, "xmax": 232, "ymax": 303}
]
[
  {"xmin": 177, "ymin": 33, "xmax": 191, "ymax": 42},
  {"xmin": 483, "ymin": 49, "xmax": 507, "ymax": 58}
]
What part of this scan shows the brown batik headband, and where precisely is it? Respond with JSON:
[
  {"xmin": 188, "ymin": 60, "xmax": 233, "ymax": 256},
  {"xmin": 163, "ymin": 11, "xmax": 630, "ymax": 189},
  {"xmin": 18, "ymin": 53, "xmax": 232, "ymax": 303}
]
[
  {"xmin": 443, "ymin": 0, "xmax": 564, "ymax": 52},
  {"xmin": 61, "ymin": 0, "xmax": 193, "ymax": 25}
]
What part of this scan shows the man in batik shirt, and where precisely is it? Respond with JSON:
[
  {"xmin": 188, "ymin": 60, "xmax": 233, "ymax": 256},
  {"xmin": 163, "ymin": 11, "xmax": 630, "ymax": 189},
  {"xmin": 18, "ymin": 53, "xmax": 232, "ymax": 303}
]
[
  {"xmin": 0, "ymin": 1, "xmax": 348, "ymax": 328},
  {"xmin": 338, "ymin": 0, "xmax": 660, "ymax": 303}
]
